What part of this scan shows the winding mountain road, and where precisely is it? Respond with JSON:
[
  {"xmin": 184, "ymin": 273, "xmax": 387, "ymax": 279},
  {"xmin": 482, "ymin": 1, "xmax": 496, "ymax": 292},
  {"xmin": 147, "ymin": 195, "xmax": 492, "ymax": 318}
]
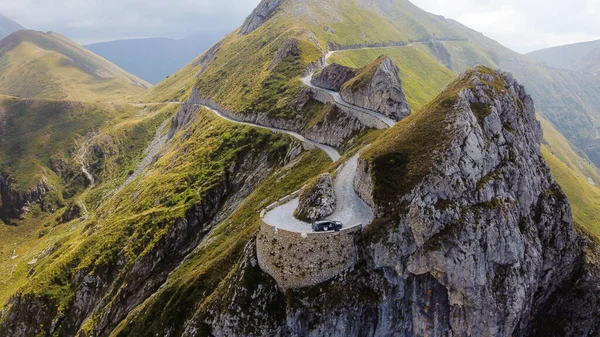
[
  {"xmin": 203, "ymin": 106, "xmax": 341, "ymax": 162},
  {"xmin": 262, "ymin": 150, "xmax": 373, "ymax": 233},
  {"xmin": 301, "ymin": 48, "xmax": 401, "ymax": 127},
  {"xmin": 128, "ymin": 45, "xmax": 423, "ymax": 232},
  {"xmin": 300, "ymin": 75, "xmax": 397, "ymax": 127},
  {"xmin": 202, "ymin": 103, "xmax": 375, "ymax": 233}
]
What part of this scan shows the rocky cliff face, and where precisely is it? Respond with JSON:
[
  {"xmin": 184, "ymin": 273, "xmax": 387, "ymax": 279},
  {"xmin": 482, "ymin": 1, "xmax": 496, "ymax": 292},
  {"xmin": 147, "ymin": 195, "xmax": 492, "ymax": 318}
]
[
  {"xmin": 0, "ymin": 174, "xmax": 51, "ymax": 221},
  {"xmin": 311, "ymin": 63, "xmax": 357, "ymax": 91},
  {"xmin": 294, "ymin": 173, "xmax": 336, "ymax": 222},
  {"xmin": 188, "ymin": 67, "xmax": 592, "ymax": 337},
  {"xmin": 310, "ymin": 57, "xmax": 411, "ymax": 122},
  {"xmin": 340, "ymin": 56, "xmax": 411, "ymax": 121},
  {"xmin": 352, "ymin": 67, "xmax": 583, "ymax": 336},
  {"xmin": 239, "ymin": 0, "xmax": 282, "ymax": 36},
  {"xmin": 302, "ymin": 104, "xmax": 369, "ymax": 149}
]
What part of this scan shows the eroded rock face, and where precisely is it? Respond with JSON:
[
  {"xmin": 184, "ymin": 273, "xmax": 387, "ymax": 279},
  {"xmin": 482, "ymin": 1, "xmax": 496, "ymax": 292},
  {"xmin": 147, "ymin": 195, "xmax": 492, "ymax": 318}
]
[
  {"xmin": 311, "ymin": 63, "xmax": 357, "ymax": 91},
  {"xmin": 294, "ymin": 173, "xmax": 336, "ymax": 222},
  {"xmin": 0, "ymin": 174, "xmax": 51, "ymax": 221},
  {"xmin": 350, "ymin": 67, "xmax": 583, "ymax": 336},
  {"xmin": 195, "ymin": 67, "xmax": 589, "ymax": 337},
  {"xmin": 239, "ymin": 0, "xmax": 283, "ymax": 36},
  {"xmin": 341, "ymin": 56, "xmax": 411, "ymax": 121}
]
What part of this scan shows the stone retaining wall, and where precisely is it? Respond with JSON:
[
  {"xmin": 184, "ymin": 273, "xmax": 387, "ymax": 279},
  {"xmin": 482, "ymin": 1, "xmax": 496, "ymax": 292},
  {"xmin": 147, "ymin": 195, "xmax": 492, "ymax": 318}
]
[{"xmin": 256, "ymin": 221, "xmax": 362, "ymax": 290}]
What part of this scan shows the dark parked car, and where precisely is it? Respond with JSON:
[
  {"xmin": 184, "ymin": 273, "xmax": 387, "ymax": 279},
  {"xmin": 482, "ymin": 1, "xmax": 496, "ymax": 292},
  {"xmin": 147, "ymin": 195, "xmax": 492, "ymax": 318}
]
[{"xmin": 312, "ymin": 220, "xmax": 343, "ymax": 232}]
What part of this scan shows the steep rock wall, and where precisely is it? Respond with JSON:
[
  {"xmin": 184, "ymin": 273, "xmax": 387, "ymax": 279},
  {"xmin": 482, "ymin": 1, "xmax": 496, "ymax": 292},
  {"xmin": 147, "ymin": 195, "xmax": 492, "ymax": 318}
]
[
  {"xmin": 194, "ymin": 67, "xmax": 589, "ymax": 337},
  {"xmin": 0, "ymin": 174, "xmax": 51, "ymax": 221},
  {"xmin": 341, "ymin": 56, "xmax": 411, "ymax": 121}
]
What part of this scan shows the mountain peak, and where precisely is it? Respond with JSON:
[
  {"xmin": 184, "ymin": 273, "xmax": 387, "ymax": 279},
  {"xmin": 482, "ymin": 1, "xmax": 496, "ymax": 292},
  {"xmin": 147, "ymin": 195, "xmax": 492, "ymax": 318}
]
[
  {"xmin": 239, "ymin": 0, "xmax": 283, "ymax": 35},
  {"xmin": 360, "ymin": 65, "xmax": 541, "ymax": 209},
  {"xmin": 0, "ymin": 29, "xmax": 150, "ymax": 101}
]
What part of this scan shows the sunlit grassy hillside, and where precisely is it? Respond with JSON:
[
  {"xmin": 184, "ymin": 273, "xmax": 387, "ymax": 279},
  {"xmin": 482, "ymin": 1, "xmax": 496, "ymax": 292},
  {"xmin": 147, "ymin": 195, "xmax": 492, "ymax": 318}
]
[
  {"xmin": 539, "ymin": 115, "xmax": 600, "ymax": 237},
  {"xmin": 0, "ymin": 30, "xmax": 150, "ymax": 101}
]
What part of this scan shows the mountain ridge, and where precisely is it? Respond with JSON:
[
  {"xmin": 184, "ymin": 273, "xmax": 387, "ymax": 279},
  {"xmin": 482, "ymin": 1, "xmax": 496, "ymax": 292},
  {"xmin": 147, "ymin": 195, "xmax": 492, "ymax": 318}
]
[
  {"xmin": 0, "ymin": 30, "xmax": 151, "ymax": 101},
  {"xmin": 528, "ymin": 39, "xmax": 600, "ymax": 74},
  {"xmin": 0, "ymin": 13, "xmax": 24, "ymax": 40},
  {"xmin": 0, "ymin": 0, "xmax": 599, "ymax": 336}
]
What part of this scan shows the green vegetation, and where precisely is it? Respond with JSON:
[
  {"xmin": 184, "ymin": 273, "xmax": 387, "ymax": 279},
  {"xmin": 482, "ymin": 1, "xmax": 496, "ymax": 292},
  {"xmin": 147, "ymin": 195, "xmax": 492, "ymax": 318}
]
[
  {"xmin": 540, "ymin": 115, "xmax": 600, "ymax": 238},
  {"xmin": 194, "ymin": 28, "xmax": 322, "ymax": 120},
  {"xmin": 106, "ymin": 149, "xmax": 332, "ymax": 337},
  {"xmin": 0, "ymin": 97, "xmax": 170, "ymax": 191},
  {"xmin": 0, "ymin": 30, "xmax": 149, "ymax": 101},
  {"xmin": 295, "ymin": 0, "xmax": 464, "ymax": 47},
  {"xmin": 0, "ymin": 100, "xmax": 172, "ymax": 305},
  {"xmin": 2, "ymin": 0, "xmax": 600, "ymax": 333},
  {"xmin": 0, "ymin": 107, "xmax": 333, "ymax": 335}
]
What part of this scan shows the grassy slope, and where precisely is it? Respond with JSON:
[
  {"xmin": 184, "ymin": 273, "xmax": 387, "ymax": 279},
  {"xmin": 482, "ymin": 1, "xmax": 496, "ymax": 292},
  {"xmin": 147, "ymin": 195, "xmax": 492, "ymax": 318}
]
[
  {"xmin": 527, "ymin": 40, "xmax": 600, "ymax": 72},
  {"xmin": 139, "ymin": 0, "xmax": 463, "ymax": 106},
  {"xmin": 0, "ymin": 30, "xmax": 150, "ymax": 101},
  {"xmin": 0, "ymin": 102, "xmax": 173, "ymax": 305},
  {"xmin": 0, "ymin": 109, "xmax": 325, "ymax": 334},
  {"xmin": 540, "ymin": 115, "xmax": 600, "ymax": 237},
  {"xmin": 109, "ymin": 148, "xmax": 331, "ymax": 337},
  {"xmin": 0, "ymin": 97, "xmax": 170, "ymax": 191},
  {"xmin": 2, "ymin": 0, "xmax": 600, "ymax": 333}
]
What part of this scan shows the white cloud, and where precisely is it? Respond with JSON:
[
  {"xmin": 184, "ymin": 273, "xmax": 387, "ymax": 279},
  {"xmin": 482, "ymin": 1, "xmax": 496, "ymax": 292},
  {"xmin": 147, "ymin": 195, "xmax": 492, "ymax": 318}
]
[
  {"xmin": 411, "ymin": 0, "xmax": 600, "ymax": 53},
  {"xmin": 0, "ymin": 0, "xmax": 262, "ymax": 43},
  {"xmin": 0, "ymin": 0, "xmax": 598, "ymax": 52}
]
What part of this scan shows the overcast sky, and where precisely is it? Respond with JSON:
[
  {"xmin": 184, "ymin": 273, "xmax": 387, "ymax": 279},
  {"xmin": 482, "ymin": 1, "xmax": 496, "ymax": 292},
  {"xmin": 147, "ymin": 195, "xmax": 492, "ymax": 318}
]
[{"xmin": 0, "ymin": 0, "xmax": 598, "ymax": 52}]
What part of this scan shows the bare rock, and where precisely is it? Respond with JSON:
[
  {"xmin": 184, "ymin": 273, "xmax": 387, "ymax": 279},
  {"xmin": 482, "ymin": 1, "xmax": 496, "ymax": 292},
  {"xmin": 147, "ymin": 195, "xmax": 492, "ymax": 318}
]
[
  {"xmin": 294, "ymin": 173, "xmax": 336, "ymax": 222},
  {"xmin": 341, "ymin": 56, "xmax": 411, "ymax": 121},
  {"xmin": 239, "ymin": 0, "xmax": 283, "ymax": 36},
  {"xmin": 311, "ymin": 63, "xmax": 357, "ymax": 91},
  {"xmin": 269, "ymin": 38, "xmax": 299, "ymax": 70}
]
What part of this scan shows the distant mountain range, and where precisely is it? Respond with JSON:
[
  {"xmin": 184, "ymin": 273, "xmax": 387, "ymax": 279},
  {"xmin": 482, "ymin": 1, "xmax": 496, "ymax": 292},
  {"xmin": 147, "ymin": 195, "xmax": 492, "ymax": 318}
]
[
  {"xmin": 85, "ymin": 31, "xmax": 229, "ymax": 84},
  {"xmin": 0, "ymin": 13, "xmax": 24, "ymax": 39},
  {"xmin": 529, "ymin": 39, "xmax": 600, "ymax": 75}
]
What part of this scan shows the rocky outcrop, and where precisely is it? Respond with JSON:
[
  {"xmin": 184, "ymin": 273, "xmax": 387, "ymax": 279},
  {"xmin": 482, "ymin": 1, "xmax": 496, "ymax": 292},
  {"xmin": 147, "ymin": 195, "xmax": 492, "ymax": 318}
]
[
  {"xmin": 311, "ymin": 63, "xmax": 357, "ymax": 91},
  {"xmin": 302, "ymin": 104, "xmax": 369, "ymax": 149},
  {"xmin": 168, "ymin": 87, "xmax": 203, "ymax": 139},
  {"xmin": 294, "ymin": 173, "xmax": 336, "ymax": 222},
  {"xmin": 353, "ymin": 156, "xmax": 375, "ymax": 208},
  {"xmin": 191, "ymin": 67, "xmax": 590, "ymax": 336},
  {"xmin": 341, "ymin": 56, "xmax": 411, "ymax": 121},
  {"xmin": 350, "ymin": 67, "xmax": 582, "ymax": 336},
  {"xmin": 0, "ymin": 174, "xmax": 51, "ymax": 221},
  {"xmin": 239, "ymin": 0, "xmax": 282, "ymax": 36}
]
